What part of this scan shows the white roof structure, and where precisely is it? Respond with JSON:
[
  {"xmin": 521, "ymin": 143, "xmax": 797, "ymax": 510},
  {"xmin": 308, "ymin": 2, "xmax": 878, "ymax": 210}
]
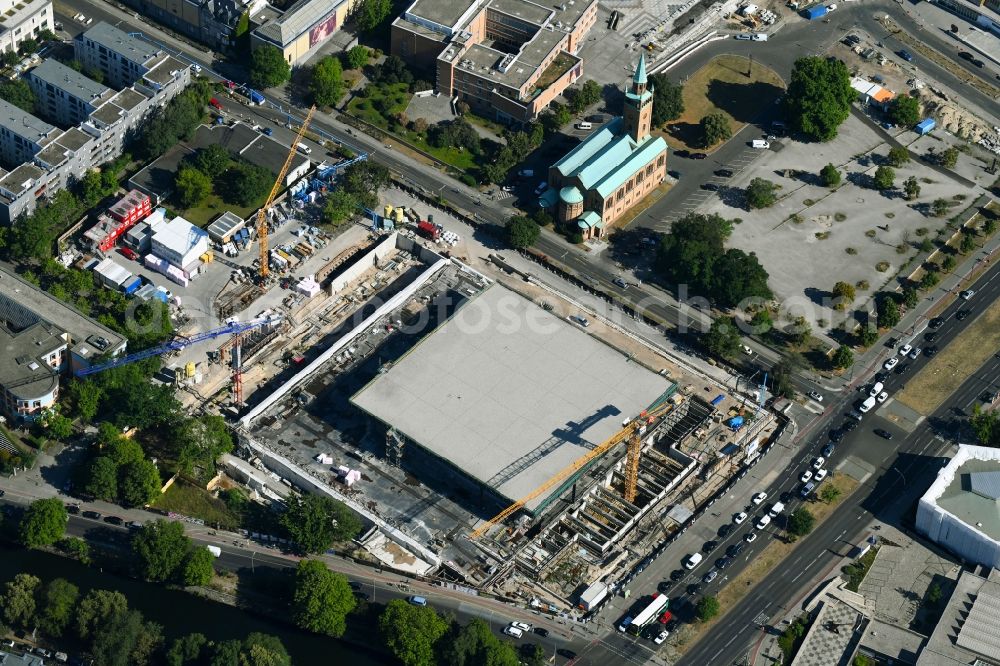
[
  {"xmin": 352, "ymin": 283, "xmax": 673, "ymax": 513},
  {"xmin": 153, "ymin": 216, "xmax": 207, "ymax": 254},
  {"xmin": 916, "ymin": 444, "xmax": 1000, "ymax": 568},
  {"xmin": 93, "ymin": 257, "xmax": 132, "ymax": 286}
]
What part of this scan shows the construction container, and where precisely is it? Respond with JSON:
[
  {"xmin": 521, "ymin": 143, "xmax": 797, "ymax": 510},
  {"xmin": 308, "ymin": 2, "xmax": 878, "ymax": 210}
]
[
  {"xmin": 185, "ymin": 362, "xmax": 196, "ymax": 377},
  {"xmin": 803, "ymin": 5, "xmax": 827, "ymax": 19}
]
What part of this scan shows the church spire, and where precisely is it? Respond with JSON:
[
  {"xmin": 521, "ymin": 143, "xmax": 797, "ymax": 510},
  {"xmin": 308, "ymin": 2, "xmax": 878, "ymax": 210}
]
[{"xmin": 633, "ymin": 54, "xmax": 647, "ymax": 86}]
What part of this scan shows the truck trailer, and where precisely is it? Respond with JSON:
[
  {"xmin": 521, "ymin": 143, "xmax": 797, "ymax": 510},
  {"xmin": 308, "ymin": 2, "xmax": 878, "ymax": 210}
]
[
  {"xmin": 804, "ymin": 5, "xmax": 827, "ymax": 19},
  {"xmin": 417, "ymin": 220, "xmax": 442, "ymax": 241}
]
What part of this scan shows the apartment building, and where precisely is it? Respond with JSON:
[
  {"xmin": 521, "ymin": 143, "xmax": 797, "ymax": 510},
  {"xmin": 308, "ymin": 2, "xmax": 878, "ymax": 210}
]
[
  {"xmin": 27, "ymin": 58, "xmax": 115, "ymax": 127},
  {"xmin": 0, "ymin": 98, "xmax": 60, "ymax": 168},
  {"xmin": 0, "ymin": 0, "xmax": 53, "ymax": 56},
  {"xmin": 74, "ymin": 22, "xmax": 165, "ymax": 89}
]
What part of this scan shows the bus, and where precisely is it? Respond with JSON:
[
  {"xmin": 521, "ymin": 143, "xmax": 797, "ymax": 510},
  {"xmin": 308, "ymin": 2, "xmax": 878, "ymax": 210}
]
[{"xmin": 627, "ymin": 593, "xmax": 669, "ymax": 635}]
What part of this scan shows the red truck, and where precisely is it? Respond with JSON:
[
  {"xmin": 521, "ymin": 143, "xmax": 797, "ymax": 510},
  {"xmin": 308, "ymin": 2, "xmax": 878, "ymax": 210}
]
[
  {"xmin": 417, "ymin": 220, "xmax": 441, "ymax": 241},
  {"xmin": 209, "ymin": 98, "xmax": 223, "ymax": 111}
]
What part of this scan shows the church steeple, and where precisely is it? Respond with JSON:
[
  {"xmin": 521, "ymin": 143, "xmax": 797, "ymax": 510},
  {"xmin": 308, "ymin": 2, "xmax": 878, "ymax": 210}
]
[{"xmin": 623, "ymin": 54, "xmax": 653, "ymax": 142}]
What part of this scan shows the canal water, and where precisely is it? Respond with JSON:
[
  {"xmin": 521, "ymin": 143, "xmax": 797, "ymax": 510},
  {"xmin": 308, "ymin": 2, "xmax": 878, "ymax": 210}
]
[{"xmin": 0, "ymin": 544, "xmax": 385, "ymax": 665}]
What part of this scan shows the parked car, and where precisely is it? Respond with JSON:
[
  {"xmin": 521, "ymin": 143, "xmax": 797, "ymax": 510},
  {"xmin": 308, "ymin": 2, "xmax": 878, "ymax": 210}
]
[
  {"xmin": 534, "ymin": 627, "xmax": 549, "ymax": 637},
  {"xmin": 690, "ymin": 152, "xmax": 708, "ymax": 160},
  {"xmin": 407, "ymin": 596, "xmax": 427, "ymax": 606},
  {"xmin": 874, "ymin": 428, "xmax": 894, "ymax": 440},
  {"xmin": 703, "ymin": 569, "xmax": 719, "ymax": 583},
  {"xmin": 800, "ymin": 470, "xmax": 813, "ymax": 483},
  {"xmin": 883, "ymin": 357, "xmax": 899, "ymax": 371},
  {"xmin": 733, "ymin": 511, "xmax": 748, "ymax": 525},
  {"xmin": 715, "ymin": 169, "xmax": 734, "ymax": 177},
  {"xmin": 752, "ymin": 492, "xmax": 768, "ymax": 505},
  {"xmin": 504, "ymin": 626, "xmax": 524, "ymax": 638},
  {"xmin": 509, "ymin": 621, "xmax": 532, "ymax": 631},
  {"xmin": 103, "ymin": 516, "xmax": 124, "ymax": 526},
  {"xmin": 118, "ymin": 247, "xmax": 138, "ymax": 261},
  {"xmin": 82, "ymin": 511, "xmax": 101, "ymax": 520},
  {"xmin": 814, "ymin": 468, "xmax": 828, "ymax": 482},
  {"xmin": 928, "ymin": 317, "xmax": 944, "ymax": 329},
  {"xmin": 744, "ymin": 531, "xmax": 758, "ymax": 543},
  {"xmin": 726, "ymin": 543, "xmax": 745, "ymax": 558},
  {"xmin": 908, "ymin": 348, "xmax": 922, "ymax": 360},
  {"xmin": 65, "ymin": 504, "xmax": 80, "ymax": 514},
  {"xmin": 899, "ymin": 344, "xmax": 913, "ymax": 356},
  {"xmin": 654, "ymin": 629, "xmax": 669, "ymax": 644},
  {"xmin": 569, "ymin": 315, "xmax": 589, "ymax": 327},
  {"xmin": 715, "ymin": 556, "xmax": 733, "ymax": 569},
  {"xmin": 701, "ymin": 182, "xmax": 719, "ymax": 191},
  {"xmin": 960, "ymin": 289, "xmax": 975, "ymax": 300},
  {"xmin": 755, "ymin": 515, "xmax": 771, "ymax": 530},
  {"xmin": 800, "ymin": 481, "xmax": 816, "ymax": 498},
  {"xmin": 925, "ymin": 346, "xmax": 938, "ymax": 358},
  {"xmin": 822, "ymin": 443, "xmax": 836, "ymax": 457},
  {"xmin": 877, "ymin": 391, "xmax": 889, "ymax": 404},
  {"xmin": 956, "ymin": 310, "xmax": 970, "ymax": 321},
  {"xmin": 812, "ymin": 456, "xmax": 825, "ymax": 469},
  {"xmin": 807, "ymin": 391, "xmax": 823, "ymax": 402},
  {"xmin": 899, "ymin": 49, "xmax": 914, "ymax": 61}
]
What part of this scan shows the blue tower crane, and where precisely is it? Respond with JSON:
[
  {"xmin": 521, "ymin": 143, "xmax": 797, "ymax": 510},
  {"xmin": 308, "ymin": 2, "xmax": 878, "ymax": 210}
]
[{"xmin": 74, "ymin": 317, "xmax": 282, "ymax": 377}]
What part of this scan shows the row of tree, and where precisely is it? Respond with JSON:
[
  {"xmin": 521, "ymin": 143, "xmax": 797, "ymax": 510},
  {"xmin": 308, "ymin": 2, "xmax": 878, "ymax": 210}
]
[
  {"xmin": 0, "ymin": 573, "xmax": 290, "ymax": 666},
  {"xmin": 174, "ymin": 143, "xmax": 273, "ymax": 210}
]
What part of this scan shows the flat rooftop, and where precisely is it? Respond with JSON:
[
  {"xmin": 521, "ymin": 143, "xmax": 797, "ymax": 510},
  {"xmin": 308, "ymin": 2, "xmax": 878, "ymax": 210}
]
[
  {"xmin": 936, "ymin": 457, "xmax": 1000, "ymax": 541},
  {"xmin": 0, "ymin": 265, "xmax": 125, "ymax": 362},
  {"xmin": 78, "ymin": 22, "xmax": 160, "ymax": 66},
  {"xmin": 143, "ymin": 55, "xmax": 186, "ymax": 86},
  {"xmin": 403, "ymin": 0, "xmax": 472, "ymax": 30},
  {"xmin": 28, "ymin": 59, "xmax": 113, "ymax": 104},
  {"xmin": 0, "ymin": 98, "xmax": 56, "ymax": 146},
  {"xmin": 351, "ymin": 283, "xmax": 673, "ymax": 511},
  {"xmin": 918, "ymin": 567, "xmax": 1000, "ymax": 665}
]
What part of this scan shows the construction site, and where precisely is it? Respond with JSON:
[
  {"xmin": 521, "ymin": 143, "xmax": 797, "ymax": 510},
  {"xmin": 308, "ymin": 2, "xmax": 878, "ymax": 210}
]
[{"xmin": 226, "ymin": 199, "xmax": 781, "ymax": 607}]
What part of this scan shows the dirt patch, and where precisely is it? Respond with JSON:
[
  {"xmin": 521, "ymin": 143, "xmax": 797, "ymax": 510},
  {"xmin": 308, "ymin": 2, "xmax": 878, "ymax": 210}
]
[
  {"xmin": 897, "ymin": 297, "xmax": 1000, "ymax": 415},
  {"xmin": 663, "ymin": 55, "xmax": 785, "ymax": 152},
  {"xmin": 669, "ymin": 473, "xmax": 859, "ymax": 657}
]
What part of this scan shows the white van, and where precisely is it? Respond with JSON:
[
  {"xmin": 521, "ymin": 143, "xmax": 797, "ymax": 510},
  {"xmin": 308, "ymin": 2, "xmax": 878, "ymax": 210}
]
[
  {"xmin": 869, "ymin": 382, "xmax": 884, "ymax": 397},
  {"xmin": 577, "ymin": 121, "xmax": 593, "ymax": 130},
  {"xmin": 683, "ymin": 552, "xmax": 703, "ymax": 569},
  {"xmin": 751, "ymin": 139, "xmax": 770, "ymax": 149},
  {"xmin": 751, "ymin": 33, "xmax": 768, "ymax": 41},
  {"xmin": 859, "ymin": 396, "xmax": 877, "ymax": 413},
  {"xmin": 768, "ymin": 501, "xmax": 785, "ymax": 517},
  {"xmin": 296, "ymin": 142, "xmax": 312, "ymax": 155}
]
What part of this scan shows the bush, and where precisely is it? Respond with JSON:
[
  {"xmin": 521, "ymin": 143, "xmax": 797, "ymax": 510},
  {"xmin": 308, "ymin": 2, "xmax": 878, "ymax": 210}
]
[
  {"xmin": 700, "ymin": 112, "xmax": 732, "ymax": 147},
  {"xmin": 873, "ymin": 166, "xmax": 895, "ymax": 190},
  {"xmin": 787, "ymin": 508, "xmax": 815, "ymax": 536},
  {"xmin": 696, "ymin": 596, "xmax": 720, "ymax": 622},
  {"xmin": 746, "ymin": 178, "xmax": 778, "ymax": 209},
  {"xmin": 932, "ymin": 198, "xmax": 949, "ymax": 217},
  {"xmin": 887, "ymin": 146, "xmax": 910, "ymax": 167},
  {"xmin": 820, "ymin": 163, "xmax": 841, "ymax": 186}
]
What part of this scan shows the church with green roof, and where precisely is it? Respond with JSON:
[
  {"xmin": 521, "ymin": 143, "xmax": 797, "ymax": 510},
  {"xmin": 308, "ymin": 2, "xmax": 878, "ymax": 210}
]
[{"xmin": 540, "ymin": 54, "xmax": 668, "ymax": 240}]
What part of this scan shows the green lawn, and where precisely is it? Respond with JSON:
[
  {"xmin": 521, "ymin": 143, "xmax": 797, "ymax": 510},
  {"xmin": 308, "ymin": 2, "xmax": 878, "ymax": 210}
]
[
  {"xmin": 153, "ymin": 480, "xmax": 239, "ymax": 530},
  {"xmin": 347, "ymin": 82, "xmax": 412, "ymax": 130},
  {"xmin": 402, "ymin": 131, "xmax": 479, "ymax": 172},
  {"xmin": 174, "ymin": 192, "xmax": 262, "ymax": 228}
]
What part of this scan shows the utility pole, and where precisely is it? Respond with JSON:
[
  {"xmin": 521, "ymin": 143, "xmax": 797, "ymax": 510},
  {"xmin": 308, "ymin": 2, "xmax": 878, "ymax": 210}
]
[{"xmin": 747, "ymin": 51, "xmax": 754, "ymax": 78}]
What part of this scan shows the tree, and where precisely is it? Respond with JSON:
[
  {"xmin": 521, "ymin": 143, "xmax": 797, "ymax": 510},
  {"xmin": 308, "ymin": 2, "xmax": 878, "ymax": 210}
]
[
  {"xmin": 355, "ymin": 0, "xmax": 392, "ymax": 31},
  {"xmin": 440, "ymin": 618, "xmax": 519, "ymax": 666},
  {"xmin": 771, "ymin": 356, "xmax": 799, "ymax": 398},
  {"xmin": 932, "ymin": 198, "xmax": 950, "ymax": 217},
  {"xmin": 321, "ymin": 189, "xmax": 358, "ymax": 226},
  {"xmin": 876, "ymin": 294, "xmax": 901, "ymax": 328},
  {"xmin": 784, "ymin": 56, "xmax": 855, "ymax": 141},
  {"xmin": 428, "ymin": 118, "xmax": 480, "ymax": 155},
  {"xmin": 118, "ymin": 458, "xmax": 162, "ymax": 507},
  {"xmin": 311, "ymin": 56, "xmax": 344, "ymax": 107},
  {"xmin": 920, "ymin": 270, "xmax": 940, "ymax": 290},
  {"xmin": 175, "ymin": 167, "xmax": 211, "ymax": 208},
  {"xmin": 182, "ymin": 547, "xmax": 216, "ymax": 586},
  {"xmin": 1, "ymin": 573, "xmax": 40, "ymax": 627},
  {"xmin": 0, "ymin": 80, "xmax": 36, "ymax": 114},
  {"xmin": 58, "ymin": 536, "xmax": 91, "ymax": 564},
  {"xmin": 19, "ymin": 38, "xmax": 38, "ymax": 54},
  {"xmin": 506, "ymin": 215, "xmax": 540, "ymax": 249},
  {"xmin": 700, "ymin": 112, "xmax": 732, "ymax": 147},
  {"xmin": 249, "ymin": 46, "xmax": 290, "ymax": 89},
  {"xmin": 971, "ymin": 405, "xmax": 1000, "ymax": 447},
  {"xmin": 38, "ymin": 578, "xmax": 79, "ymax": 637},
  {"xmin": 820, "ymin": 163, "xmax": 841, "ymax": 187},
  {"xmin": 940, "ymin": 147, "xmax": 959, "ymax": 168},
  {"xmin": 345, "ymin": 45, "xmax": 369, "ymax": 70},
  {"xmin": 89, "ymin": 608, "xmax": 162, "ymax": 666},
  {"xmin": 378, "ymin": 599, "xmax": 449, "ymax": 666},
  {"xmin": 292, "ymin": 560, "xmax": 356, "ymax": 637},
  {"xmin": 171, "ymin": 414, "xmax": 234, "ymax": 479},
  {"xmin": 650, "ymin": 74, "xmax": 684, "ymax": 126},
  {"xmin": 961, "ymin": 232, "xmax": 977, "ymax": 254},
  {"xmin": 942, "ymin": 255, "xmax": 957, "ymax": 272},
  {"xmin": 711, "ymin": 249, "xmax": 771, "ymax": 308},
  {"xmin": 702, "ymin": 317, "xmax": 741, "ymax": 358},
  {"xmin": 19, "ymin": 497, "xmax": 68, "ymax": 548},
  {"xmin": 926, "ymin": 582, "xmax": 943, "ymax": 606},
  {"xmin": 832, "ymin": 345, "xmax": 854, "ymax": 369},
  {"xmin": 193, "ymin": 144, "xmax": 231, "ymax": 178},
  {"xmin": 540, "ymin": 102, "xmax": 572, "ymax": 134},
  {"xmin": 819, "ymin": 484, "xmax": 841, "ymax": 503},
  {"xmin": 832, "ymin": 281, "xmax": 855, "ymax": 308},
  {"xmin": 132, "ymin": 519, "xmax": 192, "ymax": 582},
  {"xmin": 76, "ymin": 589, "xmax": 128, "ymax": 639},
  {"xmin": 888, "ymin": 95, "xmax": 920, "ymax": 127},
  {"xmin": 222, "ymin": 162, "xmax": 273, "ymax": 207},
  {"xmin": 372, "ymin": 55, "xmax": 414, "ymax": 86},
  {"xmin": 903, "ymin": 176, "xmax": 920, "ymax": 200},
  {"xmin": 282, "ymin": 494, "xmax": 362, "ymax": 553},
  {"xmin": 873, "ymin": 166, "xmax": 895, "ymax": 190},
  {"xmin": 166, "ymin": 633, "xmax": 207, "ymax": 666},
  {"xmin": 696, "ymin": 595, "xmax": 720, "ymax": 622},
  {"xmin": 568, "ymin": 79, "xmax": 601, "ymax": 114},
  {"xmin": 787, "ymin": 508, "xmax": 816, "ymax": 536},
  {"xmin": 234, "ymin": 12, "xmax": 250, "ymax": 38},
  {"xmin": 749, "ymin": 309, "xmax": 773, "ymax": 334},
  {"xmin": 84, "ymin": 455, "xmax": 119, "ymax": 500},
  {"xmin": 887, "ymin": 146, "xmax": 910, "ymax": 167},
  {"xmin": 746, "ymin": 178, "xmax": 778, "ymax": 208}
]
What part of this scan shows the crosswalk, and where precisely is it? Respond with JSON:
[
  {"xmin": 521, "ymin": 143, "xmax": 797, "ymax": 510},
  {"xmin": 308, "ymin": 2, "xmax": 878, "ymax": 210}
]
[{"xmin": 492, "ymin": 190, "xmax": 515, "ymax": 201}]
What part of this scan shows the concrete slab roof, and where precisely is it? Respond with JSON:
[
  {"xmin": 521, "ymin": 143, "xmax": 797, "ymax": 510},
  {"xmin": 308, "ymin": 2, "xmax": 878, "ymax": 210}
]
[
  {"xmin": 111, "ymin": 87, "xmax": 148, "ymax": 112},
  {"xmin": 78, "ymin": 22, "xmax": 160, "ymax": 66},
  {"xmin": 351, "ymin": 283, "xmax": 672, "ymax": 511},
  {"xmin": 54, "ymin": 127, "xmax": 95, "ymax": 152},
  {"xmin": 142, "ymin": 55, "xmax": 187, "ymax": 86},
  {"xmin": 935, "ymin": 455, "xmax": 1000, "ymax": 541}
]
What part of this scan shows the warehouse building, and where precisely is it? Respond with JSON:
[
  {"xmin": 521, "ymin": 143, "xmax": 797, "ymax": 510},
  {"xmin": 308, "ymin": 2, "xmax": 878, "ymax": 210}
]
[
  {"xmin": 391, "ymin": 0, "xmax": 598, "ymax": 123},
  {"xmin": 351, "ymin": 283, "xmax": 673, "ymax": 516},
  {"xmin": 250, "ymin": 0, "xmax": 357, "ymax": 66},
  {"xmin": 0, "ymin": 0, "xmax": 54, "ymax": 57},
  {"xmin": 0, "ymin": 264, "xmax": 125, "ymax": 422},
  {"xmin": 207, "ymin": 210, "xmax": 247, "ymax": 244},
  {"xmin": 916, "ymin": 444, "xmax": 1000, "ymax": 568},
  {"xmin": 541, "ymin": 55, "xmax": 668, "ymax": 239},
  {"xmin": 27, "ymin": 58, "xmax": 115, "ymax": 127}
]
